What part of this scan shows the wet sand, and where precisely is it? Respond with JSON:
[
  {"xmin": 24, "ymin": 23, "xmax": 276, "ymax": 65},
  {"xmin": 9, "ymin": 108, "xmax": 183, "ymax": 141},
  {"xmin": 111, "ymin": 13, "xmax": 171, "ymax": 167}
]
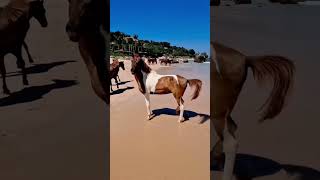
[
  {"xmin": 111, "ymin": 61, "xmax": 210, "ymax": 180},
  {"xmin": 0, "ymin": 1, "xmax": 107, "ymax": 179},
  {"xmin": 212, "ymin": 3, "xmax": 320, "ymax": 180}
]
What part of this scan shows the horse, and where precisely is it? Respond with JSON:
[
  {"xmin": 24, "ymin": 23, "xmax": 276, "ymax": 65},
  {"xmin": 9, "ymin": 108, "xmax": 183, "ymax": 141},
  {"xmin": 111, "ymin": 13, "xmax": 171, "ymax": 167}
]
[
  {"xmin": 131, "ymin": 53, "xmax": 202, "ymax": 122},
  {"xmin": 211, "ymin": 42, "xmax": 295, "ymax": 180},
  {"xmin": 160, "ymin": 58, "xmax": 171, "ymax": 66},
  {"xmin": 66, "ymin": 0, "xmax": 109, "ymax": 104},
  {"xmin": 147, "ymin": 58, "xmax": 157, "ymax": 65},
  {"xmin": 110, "ymin": 59, "xmax": 125, "ymax": 91},
  {"xmin": 0, "ymin": 0, "xmax": 48, "ymax": 94}
]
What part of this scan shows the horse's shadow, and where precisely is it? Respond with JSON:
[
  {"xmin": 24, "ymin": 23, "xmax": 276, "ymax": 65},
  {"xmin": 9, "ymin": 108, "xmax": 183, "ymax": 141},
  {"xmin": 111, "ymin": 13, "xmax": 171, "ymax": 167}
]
[
  {"xmin": 151, "ymin": 108, "xmax": 210, "ymax": 123},
  {"xmin": 211, "ymin": 153, "xmax": 320, "ymax": 180},
  {"xmin": 0, "ymin": 79, "xmax": 78, "ymax": 107},
  {"xmin": 7, "ymin": 60, "xmax": 76, "ymax": 77},
  {"xmin": 110, "ymin": 86, "xmax": 134, "ymax": 95},
  {"xmin": 118, "ymin": 80, "xmax": 132, "ymax": 85},
  {"xmin": 111, "ymin": 80, "xmax": 132, "ymax": 86}
]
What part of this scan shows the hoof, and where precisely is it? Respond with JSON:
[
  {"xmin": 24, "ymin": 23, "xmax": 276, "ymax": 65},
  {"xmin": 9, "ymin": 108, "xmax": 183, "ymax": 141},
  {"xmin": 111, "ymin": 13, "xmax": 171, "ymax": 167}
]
[
  {"xmin": 23, "ymin": 80, "xmax": 29, "ymax": 86},
  {"xmin": 147, "ymin": 114, "xmax": 155, "ymax": 120},
  {"xmin": 179, "ymin": 118, "xmax": 185, "ymax": 123},
  {"xmin": 3, "ymin": 88, "xmax": 10, "ymax": 95}
]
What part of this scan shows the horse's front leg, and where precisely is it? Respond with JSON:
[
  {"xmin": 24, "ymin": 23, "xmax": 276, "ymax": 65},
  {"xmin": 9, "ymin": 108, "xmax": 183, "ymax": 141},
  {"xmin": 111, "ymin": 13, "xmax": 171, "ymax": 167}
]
[
  {"xmin": 0, "ymin": 56, "xmax": 10, "ymax": 94},
  {"xmin": 144, "ymin": 93, "xmax": 152, "ymax": 120},
  {"xmin": 110, "ymin": 79, "xmax": 113, "ymax": 92},
  {"xmin": 115, "ymin": 77, "xmax": 119, "ymax": 89},
  {"xmin": 14, "ymin": 48, "xmax": 29, "ymax": 86},
  {"xmin": 23, "ymin": 41, "xmax": 34, "ymax": 63}
]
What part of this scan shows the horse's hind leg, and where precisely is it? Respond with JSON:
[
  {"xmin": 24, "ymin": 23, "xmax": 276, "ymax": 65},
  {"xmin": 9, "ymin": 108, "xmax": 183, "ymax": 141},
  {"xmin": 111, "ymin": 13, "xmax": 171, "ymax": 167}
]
[
  {"xmin": 222, "ymin": 116, "xmax": 238, "ymax": 180},
  {"xmin": 174, "ymin": 94, "xmax": 185, "ymax": 123},
  {"xmin": 144, "ymin": 93, "xmax": 152, "ymax": 120},
  {"xmin": 15, "ymin": 49, "xmax": 29, "ymax": 85},
  {"xmin": 23, "ymin": 41, "xmax": 34, "ymax": 63},
  {"xmin": 0, "ymin": 57, "xmax": 10, "ymax": 94}
]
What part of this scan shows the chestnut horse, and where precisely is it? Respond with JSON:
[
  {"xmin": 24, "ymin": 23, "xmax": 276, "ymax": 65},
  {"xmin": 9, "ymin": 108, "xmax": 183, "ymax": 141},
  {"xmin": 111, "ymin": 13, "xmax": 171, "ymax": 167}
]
[
  {"xmin": 110, "ymin": 59, "xmax": 125, "ymax": 91},
  {"xmin": 131, "ymin": 53, "xmax": 202, "ymax": 122},
  {"xmin": 66, "ymin": 0, "xmax": 109, "ymax": 104},
  {"xmin": 147, "ymin": 58, "xmax": 157, "ymax": 65},
  {"xmin": 159, "ymin": 58, "xmax": 172, "ymax": 66},
  {"xmin": 0, "ymin": 0, "xmax": 48, "ymax": 94},
  {"xmin": 211, "ymin": 42, "xmax": 295, "ymax": 180}
]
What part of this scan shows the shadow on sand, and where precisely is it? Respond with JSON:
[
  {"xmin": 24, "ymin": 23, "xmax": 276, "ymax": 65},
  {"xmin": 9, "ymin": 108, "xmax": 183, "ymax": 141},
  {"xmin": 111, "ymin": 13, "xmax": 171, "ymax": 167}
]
[
  {"xmin": 151, "ymin": 107, "xmax": 210, "ymax": 123},
  {"xmin": 6, "ymin": 60, "xmax": 76, "ymax": 77},
  {"xmin": 0, "ymin": 79, "xmax": 78, "ymax": 107},
  {"xmin": 111, "ymin": 80, "xmax": 132, "ymax": 86},
  {"xmin": 211, "ymin": 153, "xmax": 320, "ymax": 180},
  {"xmin": 110, "ymin": 86, "xmax": 134, "ymax": 95}
]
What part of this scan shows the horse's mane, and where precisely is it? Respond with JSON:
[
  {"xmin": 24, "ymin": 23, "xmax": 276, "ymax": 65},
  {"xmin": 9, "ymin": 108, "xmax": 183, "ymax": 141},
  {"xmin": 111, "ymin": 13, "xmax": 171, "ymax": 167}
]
[{"xmin": 140, "ymin": 59, "xmax": 151, "ymax": 73}]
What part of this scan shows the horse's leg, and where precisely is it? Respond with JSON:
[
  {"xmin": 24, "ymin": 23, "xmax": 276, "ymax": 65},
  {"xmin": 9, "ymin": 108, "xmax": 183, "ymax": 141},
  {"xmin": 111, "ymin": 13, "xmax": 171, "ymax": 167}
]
[
  {"xmin": 110, "ymin": 79, "xmax": 113, "ymax": 92},
  {"xmin": 115, "ymin": 77, "xmax": 119, "ymax": 89},
  {"xmin": 117, "ymin": 75, "xmax": 121, "ymax": 82},
  {"xmin": 144, "ymin": 93, "xmax": 152, "ymax": 120},
  {"xmin": 15, "ymin": 49, "xmax": 29, "ymax": 86},
  {"xmin": 23, "ymin": 41, "xmax": 34, "ymax": 63},
  {"xmin": 178, "ymin": 98, "xmax": 185, "ymax": 123},
  {"xmin": 212, "ymin": 116, "xmax": 225, "ymax": 168},
  {"xmin": 0, "ymin": 56, "xmax": 10, "ymax": 94},
  {"xmin": 223, "ymin": 116, "xmax": 238, "ymax": 180}
]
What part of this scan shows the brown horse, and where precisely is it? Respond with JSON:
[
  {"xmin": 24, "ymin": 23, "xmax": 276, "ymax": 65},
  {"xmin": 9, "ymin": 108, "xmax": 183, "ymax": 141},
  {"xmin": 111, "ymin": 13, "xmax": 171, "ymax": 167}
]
[
  {"xmin": 66, "ymin": 0, "xmax": 109, "ymax": 104},
  {"xmin": 110, "ymin": 59, "xmax": 125, "ymax": 91},
  {"xmin": 147, "ymin": 58, "xmax": 157, "ymax": 65},
  {"xmin": 159, "ymin": 58, "xmax": 171, "ymax": 66},
  {"xmin": 131, "ymin": 53, "xmax": 202, "ymax": 122},
  {"xmin": 0, "ymin": 0, "xmax": 48, "ymax": 94},
  {"xmin": 211, "ymin": 42, "xmax": 295, "ymax": 180}
]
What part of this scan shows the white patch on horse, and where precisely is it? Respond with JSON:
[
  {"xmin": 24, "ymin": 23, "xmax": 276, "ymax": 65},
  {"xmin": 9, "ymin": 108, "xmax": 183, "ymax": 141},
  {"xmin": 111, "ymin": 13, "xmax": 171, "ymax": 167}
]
[{"xmin": 143, "ymin": 70, "xmax": 179, "ymax": 93}]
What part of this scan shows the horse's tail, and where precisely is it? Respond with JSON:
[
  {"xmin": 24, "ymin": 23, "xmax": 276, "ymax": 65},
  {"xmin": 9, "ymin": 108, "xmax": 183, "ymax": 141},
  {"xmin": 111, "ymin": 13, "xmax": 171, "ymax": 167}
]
[
  {"xmin": 187, "ymin": 79, "xmax": 202, "ymax": 100},
  {"xmin": 246, "ymin": 55, "xmax": 295, "ymax": 122}
]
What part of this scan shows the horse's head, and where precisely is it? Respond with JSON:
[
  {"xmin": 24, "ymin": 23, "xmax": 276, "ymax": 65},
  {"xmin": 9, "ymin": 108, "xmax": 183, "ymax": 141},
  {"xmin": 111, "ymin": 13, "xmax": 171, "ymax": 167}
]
[
  {"xmin": 66, "ymin": 0, "xmax": 95, "ymax": 42},
  {"xmin": 29, "ymin": 0, "xmax": 48, "ymax": 27},
  {"xmin": 119, "ymin": 61, "xmax": 125, "ymax": 71},
  {"xmin": 131, "ymin": 54, "xmax": 142, "ymax": 75},
  {"xmin": 131, "ymin": 54, "xmax": 151, "ymax": 75}
]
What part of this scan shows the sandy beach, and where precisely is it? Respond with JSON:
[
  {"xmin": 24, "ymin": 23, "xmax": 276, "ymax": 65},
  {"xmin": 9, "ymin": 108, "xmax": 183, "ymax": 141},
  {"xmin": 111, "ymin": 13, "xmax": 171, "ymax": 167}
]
[
  {"xmin": 212, "ymin": 3, "xmax": 320, "ymax": 180},
  {"xmin": 0, "ymin": 1, "xmax": 108, "ymax": 179},
  {"xmin": 111, "ymin": 61, "xmax": 210, "ymax": 180}
]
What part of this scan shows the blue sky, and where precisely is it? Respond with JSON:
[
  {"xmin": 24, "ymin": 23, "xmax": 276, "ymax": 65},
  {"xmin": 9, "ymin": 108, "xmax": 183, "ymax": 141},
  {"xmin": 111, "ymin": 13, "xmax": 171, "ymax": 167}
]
[{"xmin": 111, "ymin": 0, "xmax": 210, "ymax": 54}]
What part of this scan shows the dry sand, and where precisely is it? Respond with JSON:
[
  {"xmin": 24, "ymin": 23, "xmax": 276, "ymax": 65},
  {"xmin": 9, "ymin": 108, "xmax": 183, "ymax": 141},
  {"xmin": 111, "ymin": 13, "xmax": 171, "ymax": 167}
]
[
  {"xmin": 111, "ymin": 61, "xmax": 210, "ymax": 180},
  {"xmin": 212, "ymin": 3, "xmax": 320, "ymax": 180},
  {"xmin": 0, "ymin": 1, "xmax": 107, "ymax": 179}
]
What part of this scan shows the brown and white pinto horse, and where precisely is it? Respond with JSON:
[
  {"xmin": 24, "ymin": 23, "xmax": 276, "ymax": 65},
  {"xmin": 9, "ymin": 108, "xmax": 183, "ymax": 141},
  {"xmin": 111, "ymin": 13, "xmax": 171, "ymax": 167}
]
[
  {"xmin": 211, "ymin": 42, "xmax": 295, "ymax": 180},
  {"xmin": 131, "ymin": 54, "xmax": 202, "ymax": 122},
  {"xmin": 66, "ymin": 0, "xmax": 109, "ymax": 104}
]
